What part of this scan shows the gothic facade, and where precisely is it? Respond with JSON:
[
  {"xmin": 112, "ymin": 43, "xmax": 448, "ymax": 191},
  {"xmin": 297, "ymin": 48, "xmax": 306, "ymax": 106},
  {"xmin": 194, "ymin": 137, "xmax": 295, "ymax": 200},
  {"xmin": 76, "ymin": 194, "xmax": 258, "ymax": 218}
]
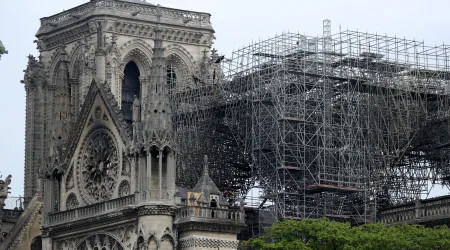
[{"xmin": 3, "ymin": 1, "xmax": 244, "ymax": 249}]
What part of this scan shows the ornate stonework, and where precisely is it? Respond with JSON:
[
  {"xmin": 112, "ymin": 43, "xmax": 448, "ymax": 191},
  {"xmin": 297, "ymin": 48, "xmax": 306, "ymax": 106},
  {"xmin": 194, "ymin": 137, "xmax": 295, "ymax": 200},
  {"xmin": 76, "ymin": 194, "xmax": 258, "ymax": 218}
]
[
  {"xmin": 179, "ymin": 237, "xmax": 239, "ymax": 249},
  {"xmin": 65, "ymin": 167, "xmax": 74, "ymax": 191},
  {"xmin": 118, "ymin": 180, "xmax": 130, "ymax": 197},
  {"xmin": 78, "ymin": 127, "xmax": 119, "ymax": 203},
  {"xmin": 66, "ymin": 193, "xmax": 79, "ymax": 210},
  {"xmin": 17, "ymin": 1, "xmax": 243, "ymax": 250},
  {"xmin": 77, "ymin": 234, "xmax": 125, "ymax": 250}
]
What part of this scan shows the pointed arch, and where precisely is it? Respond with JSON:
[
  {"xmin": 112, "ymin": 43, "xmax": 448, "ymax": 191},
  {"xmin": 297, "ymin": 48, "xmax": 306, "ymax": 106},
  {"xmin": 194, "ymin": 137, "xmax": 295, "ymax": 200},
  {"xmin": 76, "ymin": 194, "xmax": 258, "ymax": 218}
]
[
  {"xmin": 68, "ymin": 42, "xmax": 86, "ymax": 78},
  {"xmin": 147, "ymin": 235, "xmax": 158, "ymax": 250},
  {"xmin": 132, "ymin": 236, "xmax": 145, "ymax": 250},
  {"xmin": 48, "ymin": 54, "xmax": 68, "ymax": 86},
  {"xmin": 165, "ymin": 44, "xmax": 195, "ymax": 92},
  {"xmin": 120, "ymin": 39, "xmax": 153, "ymax": 74},
  {"xmin": 122, "ymin": 61, "xmax": 141, "ymax": 124},
  {"xmin": 164, "ymin": 44, "xmax": 195, "ymax": 68},
  {"xmin": 30, "ymin": 236, "xmax": 42, "ymax": 250},
  {"xmin": 160, "ymin": 234, "xmax": 175, "ymax": 250},
  {"xmin": 75, "ymin": 233, "xmax": 125, "ymax": 249},
  {"xmin": 120, "ymin": 39, "xmax": 152, "ymax": 112}
]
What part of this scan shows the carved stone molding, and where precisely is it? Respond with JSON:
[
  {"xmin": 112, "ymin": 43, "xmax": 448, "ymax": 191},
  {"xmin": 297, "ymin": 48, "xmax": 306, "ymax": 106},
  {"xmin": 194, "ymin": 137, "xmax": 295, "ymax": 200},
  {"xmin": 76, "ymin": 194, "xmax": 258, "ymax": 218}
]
[
  {"xmin": 45, "ymin": 208, "xmax": 137, "ymax": 237},
  {"xmin": 41, "ymin": 23, "xmax": 91, "ymax": 51},
  {"xmin": 120, "ymin": 39, "xmax": 153, "ymax": 74},
  {"xmin": 137, "ymin": 205, "xmax": 176, "ymax": 216},
  {"xmin": 76, "ymin": 233, "xmax": 125, "ymax": 250},
  {"xmin": 179, "ymin": 237, "xmax": 239, "ymax": 249},
  {"xmin": 175, "ymin": 221, "xmax": 243, "ymax": 234}
]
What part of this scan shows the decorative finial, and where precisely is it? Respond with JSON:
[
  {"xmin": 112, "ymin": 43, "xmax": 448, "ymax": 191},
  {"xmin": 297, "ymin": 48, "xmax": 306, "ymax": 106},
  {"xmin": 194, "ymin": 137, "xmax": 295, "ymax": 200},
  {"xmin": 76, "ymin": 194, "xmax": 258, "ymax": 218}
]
[
  {"xmin": 156, "ymin": 4, "xmax": 162, "ymax": 24},
  {"xmin": 111, "ymin": 33, "xmax": 118, "ymax": 45},
  {"xmin": 201, "ymin": 49, "xmax": 208, "ymax": 59},
  {"xmin": 211, "ymin": 48, "xmax": 218, "ymax": 57},
  {"xmin": 203, "ymin": 155, "xmax": 209, "ymax": 176}
]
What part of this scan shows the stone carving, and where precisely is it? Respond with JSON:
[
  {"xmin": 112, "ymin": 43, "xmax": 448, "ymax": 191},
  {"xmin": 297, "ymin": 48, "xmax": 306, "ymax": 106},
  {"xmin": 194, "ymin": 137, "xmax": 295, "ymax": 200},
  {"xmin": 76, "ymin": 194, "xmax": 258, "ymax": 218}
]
[
  {"xmin": 95, "ymin": 106, "xmax": 102, "ymax": 119},
  {"xmin": 66, "ymin": 193, "xmax": 79, "ymax": 210},
  {"xmin": 116, "ymin": 225, "xmax": 137, "ymax": 249},
  {"xmin": 122, "ymin": 154, "xmax": 131, "ymax": 176},
  {"xmin": 118, "ymin": 180, "xmax": 130, "ymax": 197},
  {"xmin": 96, "ymin": 22, "xmax": 104, "ymax": 51},
  {"xmin": 79, "ymin": 128, "xmax": 119, "ymax": 203},
  {"xmin": 77, "ymin": 234, "xmax": 124, "ymax": 250},
  {"xmin": 0, "ymin": 174, "xmax": 11, "ymax": 196},
  {"xmin": 179, "ymin": 237, "xmax": 239, "ymax": 249},
  {"xmin": 65, "ymin": 166, "xmax": 74, "ymax": 191},
  {"xmin": 87, "ymin": 116, "xmax": 94, "ymax": 126}
]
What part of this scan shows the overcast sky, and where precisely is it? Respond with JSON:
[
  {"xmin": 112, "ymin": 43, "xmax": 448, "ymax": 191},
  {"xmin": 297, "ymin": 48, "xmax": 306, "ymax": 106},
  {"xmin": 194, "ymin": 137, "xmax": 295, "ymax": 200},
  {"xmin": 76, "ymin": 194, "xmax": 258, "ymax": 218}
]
[{"xmin": 1, "ymin": 0, "xmax": 450, "ymax": 206}]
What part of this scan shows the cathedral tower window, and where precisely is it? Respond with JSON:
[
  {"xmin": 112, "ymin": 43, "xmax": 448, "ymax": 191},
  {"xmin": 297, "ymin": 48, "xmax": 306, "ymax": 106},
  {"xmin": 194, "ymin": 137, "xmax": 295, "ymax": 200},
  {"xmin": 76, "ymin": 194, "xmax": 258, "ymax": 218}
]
[
  {"xmin": 167, "ymin": 64, "xmax": 176, "ymax": 91},
  {"xmin": 122, "ymin": 61, "xmax": 140, "ymax": 124}
]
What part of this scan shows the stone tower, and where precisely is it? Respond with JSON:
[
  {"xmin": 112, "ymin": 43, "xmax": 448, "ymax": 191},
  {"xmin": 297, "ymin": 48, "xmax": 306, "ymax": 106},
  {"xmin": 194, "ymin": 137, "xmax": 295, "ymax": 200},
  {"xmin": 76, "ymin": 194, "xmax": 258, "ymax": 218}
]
[
  {"xmin": 15, "ymin": 1, "xmax": 244, "ymax": 249},
  {"xmin": 22, "ymin": 0, "xmax": 216, "ymax": 206}
]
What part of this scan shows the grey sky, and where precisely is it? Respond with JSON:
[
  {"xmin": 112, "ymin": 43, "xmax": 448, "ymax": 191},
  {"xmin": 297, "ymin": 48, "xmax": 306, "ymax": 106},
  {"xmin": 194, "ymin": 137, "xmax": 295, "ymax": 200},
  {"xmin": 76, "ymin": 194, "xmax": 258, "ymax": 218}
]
[{"xmin": 1, "ymin": 0, "xmax": 450, "ymax": 203}]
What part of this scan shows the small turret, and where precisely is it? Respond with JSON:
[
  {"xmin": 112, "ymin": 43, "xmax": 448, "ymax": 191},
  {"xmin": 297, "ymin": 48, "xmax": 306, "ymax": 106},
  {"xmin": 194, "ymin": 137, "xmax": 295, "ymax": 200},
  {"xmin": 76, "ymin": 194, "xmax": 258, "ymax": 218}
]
[{"xmin": 192, "ymin": 155, "xmax": 229, "ymax": 208}]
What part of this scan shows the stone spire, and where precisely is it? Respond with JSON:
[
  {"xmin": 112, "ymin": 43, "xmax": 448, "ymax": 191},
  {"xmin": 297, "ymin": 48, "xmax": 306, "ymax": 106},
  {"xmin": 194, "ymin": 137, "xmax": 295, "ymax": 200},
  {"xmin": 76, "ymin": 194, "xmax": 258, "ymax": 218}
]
[
  {"xmin": 94, "ymin": 21, "xmax": 106, "ymax": 82},
  {"xmin": 141, "ymin": 5, "xmax": 172, "ymax": 142},
  {"xmin": 193, "ymin": 155, "xmax": 228, "ymax": 207},
  {"xmin": 203, "ymin": 155, "xmax": 209, "ymax": 177}
]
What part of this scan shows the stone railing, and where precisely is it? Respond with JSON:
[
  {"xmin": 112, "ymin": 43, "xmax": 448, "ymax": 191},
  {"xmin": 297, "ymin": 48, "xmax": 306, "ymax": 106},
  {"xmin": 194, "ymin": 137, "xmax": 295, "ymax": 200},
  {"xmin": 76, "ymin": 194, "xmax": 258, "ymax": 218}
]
[
  {"xmin": 40, "ymin": 0, "xmax": 211, "ymax": 27},
  {"xmin": 379, "ymin": 195, "xmax": 450, "ymax": 225},
  {"xmin": 175, "ymin": 206, "xmax": 245, "ymax": 224},
  {"xmin": 1, "ymin": 209, "xmax": 23, "ymax": 222},
  {"xmin": 140, "ymin": 189, "xmax": 173, "ymax": 202},
  {"xmin": 46, "ymin": 194, "xmax": 135, "ymax": 225}
]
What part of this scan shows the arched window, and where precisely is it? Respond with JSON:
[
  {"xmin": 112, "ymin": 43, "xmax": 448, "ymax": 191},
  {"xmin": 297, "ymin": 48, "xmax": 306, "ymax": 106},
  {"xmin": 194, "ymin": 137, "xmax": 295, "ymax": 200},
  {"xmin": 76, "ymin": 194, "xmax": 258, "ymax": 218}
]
[
  {"xmin": 122, "ymin": 61, "xmax": 141, "ymax": 124},
  {"xmin": 30, "ymin": 236, "xmax": 42, "ymax": 250}
]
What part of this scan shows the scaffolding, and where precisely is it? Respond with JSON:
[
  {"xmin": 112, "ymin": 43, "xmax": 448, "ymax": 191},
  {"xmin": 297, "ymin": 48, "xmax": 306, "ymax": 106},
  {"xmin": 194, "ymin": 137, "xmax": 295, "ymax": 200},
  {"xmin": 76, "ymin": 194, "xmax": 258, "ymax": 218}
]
[
  {"xmin": 168, "ymin": 54, "xmax": 253, "ymax": 201},
  {"xmin": 221, "ymin": 22, "xmax": 450, "ymax": 233}
]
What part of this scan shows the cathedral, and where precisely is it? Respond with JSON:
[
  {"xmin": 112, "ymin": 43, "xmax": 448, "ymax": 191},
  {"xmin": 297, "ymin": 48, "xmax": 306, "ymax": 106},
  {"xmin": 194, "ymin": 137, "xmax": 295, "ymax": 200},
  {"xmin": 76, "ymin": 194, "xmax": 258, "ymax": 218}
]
[{"xmin": 0, "ymin": 0, "xmax": 244, "ymax": 249}]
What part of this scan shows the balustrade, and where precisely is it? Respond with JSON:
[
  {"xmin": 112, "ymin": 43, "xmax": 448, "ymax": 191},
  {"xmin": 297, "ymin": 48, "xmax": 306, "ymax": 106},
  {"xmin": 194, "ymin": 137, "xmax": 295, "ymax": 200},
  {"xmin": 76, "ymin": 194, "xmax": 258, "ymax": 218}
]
[
  {"xmin": 140, "ymin": 189, "xmax": 172, "ymax": 201},
  {"xmin": 380, "ymin": 196, "xmax": 450, "ymax": 224},
  {"xmin": 46, "ymin": 194, "xmax": 135, "ymax": 225},
  {"xmin": 175, "ymin": 206, "xmax": 245, "ymax": 224},
  {"xmin": 41, "ymin": 0, "xmax": 210, "ymax": 27}
]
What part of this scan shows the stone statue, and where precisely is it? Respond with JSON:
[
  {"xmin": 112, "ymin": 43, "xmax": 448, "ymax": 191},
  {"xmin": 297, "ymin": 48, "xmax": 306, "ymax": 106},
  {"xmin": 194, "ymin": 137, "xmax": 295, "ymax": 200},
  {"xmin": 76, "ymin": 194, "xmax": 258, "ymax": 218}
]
[
  {"xmin": 132, "ymin": 95, "xmax": 140, "ymax": 123},
  {"xmin": 5, "ymin": 175, "xmax": 11, "ymax": 188},
  {"xmin": 0, "ymin": 174, "xmax": 12, "ymax": 197}
]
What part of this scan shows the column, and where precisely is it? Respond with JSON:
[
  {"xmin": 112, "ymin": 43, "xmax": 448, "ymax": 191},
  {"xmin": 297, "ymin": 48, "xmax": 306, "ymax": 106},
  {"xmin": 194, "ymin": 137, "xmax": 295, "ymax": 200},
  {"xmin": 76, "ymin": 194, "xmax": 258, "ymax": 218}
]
[
  {"xmin": 159, "ymin": 149, "xmax": 163, "ymax": 199},
  {"xmin": 146, "ymin": 149, "xmax": 152, "ymax": 198},
  {"xmin": 139, "ymin": 153, "xmax": 147, "ymax": 199},
  {"xmin": 44, "ymin": 178, "xmax": 53, "ymax": 214}
]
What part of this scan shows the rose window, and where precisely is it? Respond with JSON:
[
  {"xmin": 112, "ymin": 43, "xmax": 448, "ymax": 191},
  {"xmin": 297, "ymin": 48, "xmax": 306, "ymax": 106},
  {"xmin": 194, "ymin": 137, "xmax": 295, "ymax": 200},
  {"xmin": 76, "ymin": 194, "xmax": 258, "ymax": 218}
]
[{"xmin": 79, "ymin": 129, "xmax": 119, "ymax": 203}]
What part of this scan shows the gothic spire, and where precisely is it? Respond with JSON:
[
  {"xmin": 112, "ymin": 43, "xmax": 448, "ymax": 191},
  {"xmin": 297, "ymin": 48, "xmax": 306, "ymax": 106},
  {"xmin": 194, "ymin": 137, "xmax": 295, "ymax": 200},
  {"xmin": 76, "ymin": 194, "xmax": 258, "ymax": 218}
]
[
  {"xmin": 141, "ymin": 4, "xmax": 172, "ymax": 142},
  {"xmin": 203, "ymin": 155, "xmax": 209, "ymax": 177}
]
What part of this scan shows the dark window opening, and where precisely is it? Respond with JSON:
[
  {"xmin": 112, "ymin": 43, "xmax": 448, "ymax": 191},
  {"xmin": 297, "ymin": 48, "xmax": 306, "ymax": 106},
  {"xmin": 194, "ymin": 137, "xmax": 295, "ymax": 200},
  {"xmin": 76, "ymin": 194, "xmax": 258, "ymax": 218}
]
[
  {"xmin": 211, "ymin": 199, "xmax": 217, "ymax": 218},
  {"xmin": 30, "ymin": 236, "xmax": 42, "ymax": 250},
  {"xmin": 210, "ymin": 199, "xmax": 217, "ymax": 208},
  {"xmin": 122, "ymin": 61, "xmax": 141, "ymax": 124}
]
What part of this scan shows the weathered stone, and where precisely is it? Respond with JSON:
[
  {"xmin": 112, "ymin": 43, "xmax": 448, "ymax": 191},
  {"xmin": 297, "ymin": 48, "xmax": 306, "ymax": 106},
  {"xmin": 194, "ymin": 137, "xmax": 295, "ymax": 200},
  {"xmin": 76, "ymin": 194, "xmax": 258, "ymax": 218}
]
[{"xmin": 2, "ymin": 1, "xmax": 243, "ymax": 250}]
